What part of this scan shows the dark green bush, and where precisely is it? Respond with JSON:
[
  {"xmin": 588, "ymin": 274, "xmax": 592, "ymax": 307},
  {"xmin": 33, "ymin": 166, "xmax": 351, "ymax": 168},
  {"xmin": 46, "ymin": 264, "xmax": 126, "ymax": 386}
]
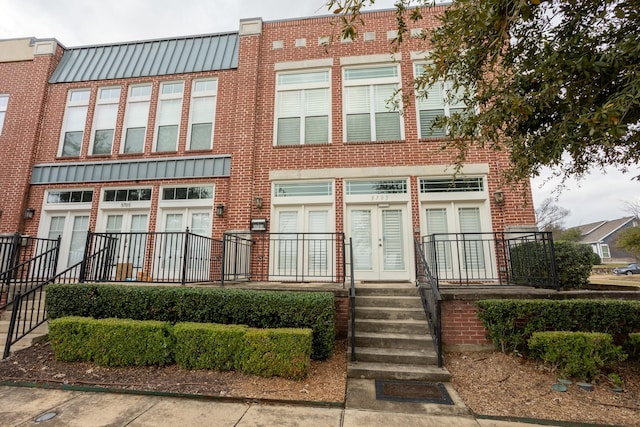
[
  {"xmin": 174, "ymin": 322, "xmax": 247, "ymax": 370},
  {"xmin": 476, "ymin": 299, "xmax": 640, "ymax": 353},
  {"xmin": 627, "ymin": 332, "xmax": 640, "ymax": 360},
  {"xmin": 240, "ymin": 328, "xmax": 312, "ymax": 380},
  {"xmin": 508, "ymin": 240, "xmax": 597, "ymax": 289},
  {"xmin": 49, "ymin": 317, "xmax": 174, "ymax": 366},
  {"xmin": 46, "ymin": 284, "xmax": 335, "ymax": 359},
  {"xmin": 528, "ymin": 331, "xmax": 627, "ymax": 380}
]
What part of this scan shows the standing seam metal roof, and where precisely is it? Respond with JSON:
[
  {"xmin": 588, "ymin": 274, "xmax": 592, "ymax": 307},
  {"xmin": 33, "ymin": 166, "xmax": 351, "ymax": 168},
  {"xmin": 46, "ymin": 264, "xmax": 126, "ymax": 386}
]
[{"xmin": 49, "ymin": 33, "xmax": 239, "ymax": 84}]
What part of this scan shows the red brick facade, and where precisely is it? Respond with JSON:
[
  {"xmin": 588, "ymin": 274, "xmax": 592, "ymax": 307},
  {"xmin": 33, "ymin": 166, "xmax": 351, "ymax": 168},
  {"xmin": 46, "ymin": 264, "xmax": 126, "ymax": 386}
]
[
  {"xmin": 0, "ymin": 7, "xmax": 536, "ymax": 282},
  {"xmin": 441, "ymin": 299, "xmax": 492, "ymax": 350}
]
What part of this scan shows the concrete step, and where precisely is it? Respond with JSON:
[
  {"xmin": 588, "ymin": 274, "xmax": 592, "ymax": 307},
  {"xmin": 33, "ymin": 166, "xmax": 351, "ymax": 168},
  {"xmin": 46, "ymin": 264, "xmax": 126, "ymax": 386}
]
[
  {"xmin": 348, "ymin": 361, "xmax": 451, "ymax": 382},
  {"xmin": 348, "ymin": 346, "xmax": 438, "ymax": 365},
  {"xmin": 356, "ymin": 295, "xmax": 423, "ymax": 309},
  {"xmin": 0, "ymin": 308, "xmax": 46, "ymax": 322},
  {"xmin": 354, "ymin": 286, "xmax": 419, "ymax": 297},
  {"xmin": 355, "ymin": 331, "xmax": 433, "ymax": 350},
  {"xmin": 0, "ymin": 324, "xmax": 49, "ymax": 357},
  {"xmin": 355, "ymin": 306, "xmax": 425, "ymax": 321},
  {"xmin": 354, "ymin": 318, "xmax": 428, "ymax": 335}
]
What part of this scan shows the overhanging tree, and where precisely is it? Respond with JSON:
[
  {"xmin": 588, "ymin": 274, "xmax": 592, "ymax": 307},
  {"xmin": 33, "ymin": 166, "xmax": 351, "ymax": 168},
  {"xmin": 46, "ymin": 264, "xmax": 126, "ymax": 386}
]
[{"xmin": 328, "ymin": 0, "xmax": 640, "ymax": 184}]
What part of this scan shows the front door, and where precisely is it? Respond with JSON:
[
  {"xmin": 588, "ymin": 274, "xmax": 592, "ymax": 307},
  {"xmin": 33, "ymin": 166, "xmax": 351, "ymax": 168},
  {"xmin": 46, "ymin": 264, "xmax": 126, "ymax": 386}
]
[
  {"xmin": 101, "ymin": 211, "xmax": 149, "ymax": 279},
  {"xmin": 45, "ymin": 212, "xmax": 90, "ymax": 270},
  {"xmin": 347, "ymin": 204, "xmax": 409, "ymax": 281},
  {"xmin": 159, "ymin": 208, "xmax": 212, "ymax": 278}
]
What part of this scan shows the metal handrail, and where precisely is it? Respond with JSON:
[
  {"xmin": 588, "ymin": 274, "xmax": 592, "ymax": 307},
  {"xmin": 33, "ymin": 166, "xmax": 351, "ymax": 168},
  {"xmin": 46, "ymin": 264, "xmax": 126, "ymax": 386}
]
[
  {"xmin": 348, "ymin": 238, "xmax": 356, "ymax": 362},
  {"xmin": 414, "ymin": 237, "xmax": 443, "ymax": 367}
]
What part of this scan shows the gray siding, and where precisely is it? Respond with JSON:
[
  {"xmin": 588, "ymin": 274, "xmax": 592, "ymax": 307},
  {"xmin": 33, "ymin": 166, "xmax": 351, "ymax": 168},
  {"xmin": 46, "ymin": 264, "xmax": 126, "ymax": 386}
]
[
  {"xmin": 31, "ymin": 156, "xmax": 231, "ymax": 184},
  {"xmin": 50, "ymin": 33, "xmax": 239, "ymax": 83}
]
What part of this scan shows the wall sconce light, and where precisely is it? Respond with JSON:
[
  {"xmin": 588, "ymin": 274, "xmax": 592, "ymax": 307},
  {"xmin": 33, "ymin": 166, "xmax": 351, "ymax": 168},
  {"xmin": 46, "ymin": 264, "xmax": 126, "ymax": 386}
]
[
  {"xmin": 215, "ymin": 204, "xmax": 225, "ymax": 217},
  {"xmin": 493, "ymin": 191, "xmax": 505, "ymax": 205},
  {"xmin": 24, "ymin": 208, "xmax": 35, "ymax": 220},
  {"xmin": 255, "ymin": 196, "xmax": 263, "ymax": 210}
]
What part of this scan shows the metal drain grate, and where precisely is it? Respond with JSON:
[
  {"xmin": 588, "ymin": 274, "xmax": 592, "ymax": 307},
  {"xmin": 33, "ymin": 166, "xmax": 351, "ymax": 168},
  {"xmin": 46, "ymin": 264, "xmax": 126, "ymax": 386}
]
[{"xmin": 375, "ymin": 380, "xmax": 454, "ymax": 405}]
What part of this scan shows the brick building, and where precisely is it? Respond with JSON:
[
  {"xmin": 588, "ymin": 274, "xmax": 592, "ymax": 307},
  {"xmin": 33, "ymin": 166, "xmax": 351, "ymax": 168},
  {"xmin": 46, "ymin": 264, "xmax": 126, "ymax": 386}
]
[{"xmin": 0, "ymin": 6, "xmax": 536, "ymax": 282}]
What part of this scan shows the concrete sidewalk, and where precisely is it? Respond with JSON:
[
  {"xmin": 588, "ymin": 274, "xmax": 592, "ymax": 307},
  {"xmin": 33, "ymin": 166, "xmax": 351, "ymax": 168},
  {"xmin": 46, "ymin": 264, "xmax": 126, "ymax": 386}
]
[{"xmin": 0, "ymin": 384, "xmax": 560, "ymax": 427}]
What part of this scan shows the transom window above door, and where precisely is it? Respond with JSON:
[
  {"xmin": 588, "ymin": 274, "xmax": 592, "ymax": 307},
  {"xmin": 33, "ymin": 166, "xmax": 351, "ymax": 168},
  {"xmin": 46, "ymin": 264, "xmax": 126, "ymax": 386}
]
[
  {"xmin": 343, "ymin": 65, "xmax": 403, "ymax": 142},
  {"xmin": 275, "ymin": 70, "xmax": 330, "ymax": 146}
]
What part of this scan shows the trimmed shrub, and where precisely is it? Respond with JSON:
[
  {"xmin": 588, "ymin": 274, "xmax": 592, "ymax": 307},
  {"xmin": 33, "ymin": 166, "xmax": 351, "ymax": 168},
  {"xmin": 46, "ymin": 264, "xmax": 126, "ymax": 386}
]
[
  {"xmin": 553, "ymin": 241, "xmax": 598, "ymax": 289},
  {"xmin": 240, "ymin": 328, "xmax": 312, "ymax": 380},
  {"xmin": 174, "ymin": 322, "xmax": 247, "ymax": 370},
  {"xmin": 49, "ymin": 317, "xmax": 174, "ymax": 366},
  {"xmin": 476, "ymin": 299, "xmax": 640, "ymax": 353},
  {"xmin": 627, "ymin": 332, "xmax": 640, "ymax": 360},
  {"xmin": 46, "ymin": 284, "xmax": 335, "ymax": 359},
  {"xmin": 528, "ymin": 331, "xmax": 627, "ymax": 380}
]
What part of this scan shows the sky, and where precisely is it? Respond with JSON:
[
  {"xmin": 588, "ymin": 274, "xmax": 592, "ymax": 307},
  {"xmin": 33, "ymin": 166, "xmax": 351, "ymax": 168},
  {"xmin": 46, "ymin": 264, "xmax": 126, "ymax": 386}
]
[{"xmin": 1, "ymin": 0, "xmax": 638, "ymax": 227}]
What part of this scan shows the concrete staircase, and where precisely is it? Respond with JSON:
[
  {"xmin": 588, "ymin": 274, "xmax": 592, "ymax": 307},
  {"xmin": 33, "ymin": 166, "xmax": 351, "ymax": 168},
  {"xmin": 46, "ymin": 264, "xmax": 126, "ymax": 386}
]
[
  {"xmin": 347, "ymin": 283, "xmax": 450, "ymax": 382},
  {"xmin": 0, "ymin": 303, "xmax": 48, "ymax": 357}
]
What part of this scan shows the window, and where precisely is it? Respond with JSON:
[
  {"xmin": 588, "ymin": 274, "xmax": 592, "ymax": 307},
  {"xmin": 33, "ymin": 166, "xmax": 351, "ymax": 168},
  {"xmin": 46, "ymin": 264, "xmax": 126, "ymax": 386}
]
[
  {"xmin": 274, "ymin": 182, "xmax": 333, "ymax": 197},
  {"xmin": 601, "ymin": 244, "xmax": 611, "ymax": 258},
  {"xmin": 121, "ymin": 84, "xmax": 151, "ymax": 153},
  {"xmin": 154, "ymin": 81, "xmax": 184, "ymax": 152},
  {"xmin": 162, "ymin": 186, "xmax": 213, "ymax": 201},
  {"xmin": 420, "ymin": 177, "xmax": 484, "ymax": 193},
  {"xmin": 0, "ymin": 94, "xmax": 8, "ymax": 136},
  {"xmin": 60, "ymin": 89, "xmax": 90, "ymax": 156},
  {"xmin": 415, "ymin": 63, "xmax": 466, "ymax": 138},
  {"xmin": 275, "ymin": 70, "xmax": 330, "ymax": 145},
  {"xmin": 343, "ymin": 65, "xmax": 402, "ymax": 142},
  {"xmin": 47, "ymin": 190, "xmax": 93, "ymax": 204},
  {"xmin": 346, "ymin": 180, "xmax": 407, "ymax": 195},
  {"xmin": 103, "ymin": 188, "xmax": 152, "ymax": 202},
  {"xmin": 188, "ymin": 79, "xmax": 217, "ymax": 150},
  {"xmin": 90, "ymin": 87, "xmax": 120, "ymax": 155}
]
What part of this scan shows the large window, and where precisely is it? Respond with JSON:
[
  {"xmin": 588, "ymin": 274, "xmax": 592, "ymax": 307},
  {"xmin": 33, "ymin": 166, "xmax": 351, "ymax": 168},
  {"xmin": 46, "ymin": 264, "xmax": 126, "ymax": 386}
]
[
  {"xmin": 154, "ymin": 81, "xmax": 184, "ymax": 152},
  {"xmin": 121, "ymin": 84, "xmax": 151, "ymax": 153},
  {"xmin": 415, "ymin": 63, "xmax": 466, "ymax": 138},
  {"xmin": 188, "ymin": 79, "xmax": 217, "ymax": 150},
  {"xmin": 0, "ymin": 94, "xmax": 8, "ymax": 136},
  {"xmin": 60, "ymin": 89, "xmax": 91, "ymax": 156},
  {"xmin": 343, "ymin": 65, "xmax": 402, "ymax": 142},
  {"xmin": 90, "ymin": 87, "xmax": 120, "ymax": 155},
  {"xmin": 275, "ymin": 70, "xmax": 330, "ymax": 146}
]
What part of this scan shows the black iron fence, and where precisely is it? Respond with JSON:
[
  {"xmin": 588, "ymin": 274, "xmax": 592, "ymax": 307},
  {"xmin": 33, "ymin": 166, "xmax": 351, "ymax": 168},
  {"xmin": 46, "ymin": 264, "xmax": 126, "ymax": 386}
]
[
  {"xmin": 414, "ymin": 237, "xmax": 442, "ymax": 367},
  {"xmin": 221, "ymin": 232, "xmax": 346, "ymax": 284},
  {"xmin": 421, "ymin": 231, "xmax": 558, "ymax": 289}
]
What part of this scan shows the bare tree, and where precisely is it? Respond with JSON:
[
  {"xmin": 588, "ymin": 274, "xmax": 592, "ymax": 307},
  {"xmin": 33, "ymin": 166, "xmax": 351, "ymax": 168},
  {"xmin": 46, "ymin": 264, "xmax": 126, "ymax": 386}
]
[
  {"xmin": 536, "ymin": 198, "xmax": 570, "ymax": 231},
  {"xmin": 622, "ymin": 200, "xmax": 640, "ymax": 220}
]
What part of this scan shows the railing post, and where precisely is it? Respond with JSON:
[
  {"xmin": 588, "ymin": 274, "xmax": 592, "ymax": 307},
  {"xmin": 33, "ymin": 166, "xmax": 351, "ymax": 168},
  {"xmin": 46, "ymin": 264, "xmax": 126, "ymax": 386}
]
[
  {"xmin": 220, "ymin": 233, "xmax": 227, "ymax": 285},
  {"xmin": 181, "ymin": 228, "xmax": 190, "ymax": 286},
  {"xmin": 3, "ymin": 293, "xmax": 20, "ymax": 359},
  {"xmin": 79, "ymin": 230, "xmax": 93, "ymax": 283}
]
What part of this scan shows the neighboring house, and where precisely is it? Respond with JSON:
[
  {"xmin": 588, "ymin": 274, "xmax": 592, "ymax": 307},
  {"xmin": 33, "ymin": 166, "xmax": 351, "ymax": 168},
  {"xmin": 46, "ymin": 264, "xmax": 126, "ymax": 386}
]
[
  {"xmin": 574, "ymin": 217, "xmax": 639, "ymax": 263},
  {"xmin": 0, "ymin": 6, "xmax": 537, "ymax": 283}
]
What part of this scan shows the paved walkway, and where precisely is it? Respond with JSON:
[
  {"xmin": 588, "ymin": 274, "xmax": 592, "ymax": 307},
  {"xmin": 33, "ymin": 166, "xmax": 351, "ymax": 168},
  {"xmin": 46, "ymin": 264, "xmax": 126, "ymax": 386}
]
[{"xmin": 0, "ymin": 381, "xmax": 561, "ymax": 427}]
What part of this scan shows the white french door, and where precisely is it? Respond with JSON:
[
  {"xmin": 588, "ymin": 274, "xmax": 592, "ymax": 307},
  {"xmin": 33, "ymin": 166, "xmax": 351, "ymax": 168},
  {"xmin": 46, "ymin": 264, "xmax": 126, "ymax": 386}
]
[
  {"xmin": 101, "ymin": 211, "xmax": 149, "ymax": 270},
  {"xmin": 159, "ymin": 208, "xmax": 211, "ymax": 277},
  {"xmin": 273, "ymin": 206, "xmax": 333, "ymax": 281},
  {"xmin": 423, "ymin": 203, "xmax": 490, "ymax": 281},
  {"xmin": 44, "ymin": 212, "xmax": 90, "ymax": 270},
  {"xmin": 347, "ymin": 204, "xmax": 410, "ymax": 281}
]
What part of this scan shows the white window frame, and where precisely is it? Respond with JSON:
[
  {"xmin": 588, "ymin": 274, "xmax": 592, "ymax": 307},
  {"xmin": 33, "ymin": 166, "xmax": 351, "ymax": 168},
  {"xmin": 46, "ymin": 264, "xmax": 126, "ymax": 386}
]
[
  {"xmin": 600, "ymin": 244, "xmax": 611, "ymax": 259},
  {"xmin": 58, "ymin": 89, "xmax": 91, "ymax": 157},
  {"xmin": 342, "ymin": 64, "xmax": 403, "ymax": 142},
  {"xmin": 89, "ymin": 86, "xmax": 121, "ymax": 155},
  {"xmin": 274, "ymin": 70, "xmax": 331, "ymax": 146},
  {"xmin": 153, "ymin": 81, "xmax": 184, "ymax": 152},
  {"xmin": 414, "ymin": 63, "xmax": 467, "ymax": 138},
  {"xmin": 120, "ymin": 84, "xmax": 152, "ymax": 154},
  {"xmin": 187, "ymin": 78, "xmax": 217, "ymax": 150},
  {"xmin": 0, "ymin": 94, "xmax": 8, "ymax": 136}
]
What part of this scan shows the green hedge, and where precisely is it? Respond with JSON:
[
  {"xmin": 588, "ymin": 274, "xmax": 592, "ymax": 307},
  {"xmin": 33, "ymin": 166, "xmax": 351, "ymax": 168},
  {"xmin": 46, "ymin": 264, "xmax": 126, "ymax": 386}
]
[
  {"xmin": 174, "ymin": 322, "xmax": 247, "ymax": 371},
  {"xmin": 509, "ymin": 240, "xmax": 597, "ymax": 289},
  {"xmin": 49, "ymin": 317, "xmax": 312, "ymax": 378},
  {"xmin": 528, "ymin": 331, "xmax": 627, "ymax": 380},
  {"xmin": 46, "ymin": 284, "xmax": 335, "ymax": 359},
  {"xmin": 476, "ymin": 299, "xmax": 640, "ymax": 353},
  {"xmin": 49, "ymin": 317, "xmax": 174, "ymax": 366},
  {"xmin": 628, "ymin": 332, "xmax": 640, "ymax": 360},
  {"xmin": 240, "ymin": 328, "xmax": 312, "ymax": 379}
]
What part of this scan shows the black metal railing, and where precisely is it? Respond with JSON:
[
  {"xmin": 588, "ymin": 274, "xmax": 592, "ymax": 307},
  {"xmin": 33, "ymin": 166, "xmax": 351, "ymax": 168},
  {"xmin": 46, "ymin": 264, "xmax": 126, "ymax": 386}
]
[
  {"xmin": 52, "ymin": 230, "xmax": 223, "ymax": 285},
  {"xmin": 421, "ymin": 231, "xmax": 558, "ymax": 289},
  {"xmin": 1, "ymin": 237, "xmax": 60, "ymax": 359},
  {"xmin": 347, "ymin": 238, "xmax": 356, "ymax": 362},
  {"xmin": 221, "ymin": 232, "xmax": 346, "ymax": 284},
  {"xmin": 414, "ymin": 237, "xmax": 442, "ymax": 367}
]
